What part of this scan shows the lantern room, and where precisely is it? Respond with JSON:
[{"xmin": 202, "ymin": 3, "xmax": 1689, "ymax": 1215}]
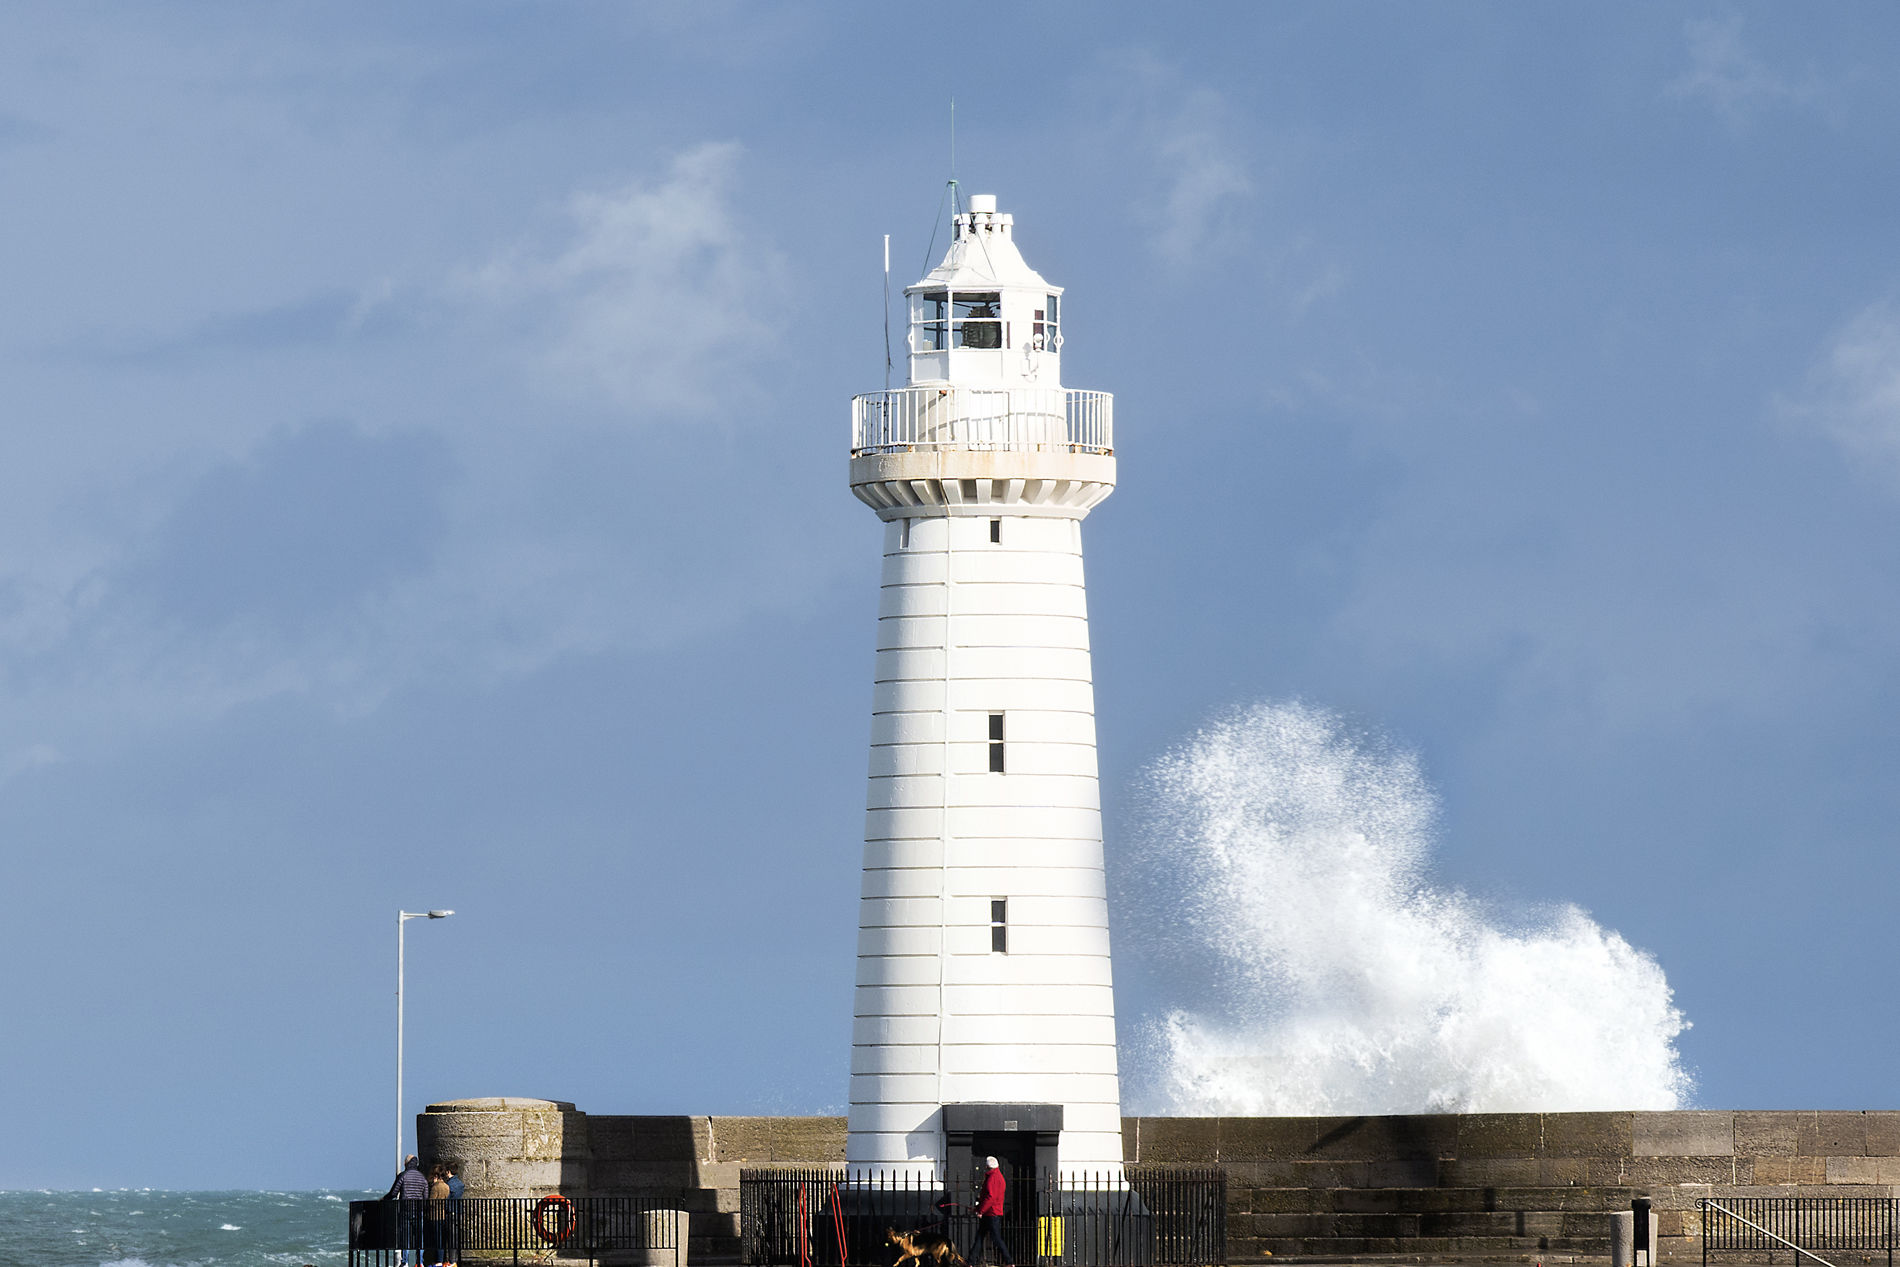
[{"xmin": 905, "ymin": 194, "xmax": 1064, "ymax": 390}]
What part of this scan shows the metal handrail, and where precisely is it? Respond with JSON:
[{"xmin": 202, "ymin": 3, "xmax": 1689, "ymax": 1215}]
[
  {"xmin": 1703, "ymin": 1199, "xmax": 1842, "ymax": 1267},
  {"xmin": 348, "ymin": 1195, "xmax": 683, "ymax": 1267},
  {"xmin": 851, "ymin": 386, "xmax": 1113, "ymax": 457}
]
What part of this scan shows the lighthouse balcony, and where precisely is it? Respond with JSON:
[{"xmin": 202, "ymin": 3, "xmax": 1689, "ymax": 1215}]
[{"xmin": 852, "ymin": 385, "xmax": 1112, "ymax": 456}]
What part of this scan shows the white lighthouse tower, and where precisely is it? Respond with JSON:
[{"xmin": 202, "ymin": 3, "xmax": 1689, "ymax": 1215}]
[{"xmin": 846, "ymin": 194, "xmax": 1123, "ymax": 1180}]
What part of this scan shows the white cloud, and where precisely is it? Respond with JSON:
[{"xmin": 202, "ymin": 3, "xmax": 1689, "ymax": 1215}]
[
  {"xmin": 459, "ymin": 142, "xmax": 783, "ymax": 414},
  {"xmin": 0, "ymin": 143, "xmax": 820, "ymax": 770},
  {"xmin": 1784, "ymin": 300, "xmax": 1900, "ymax": 482},
  {"xmin": 1097, "ymin": 54, "xmax": 1252, "ymax": 265},
  {"xmin": 1668, "ymin": 16, "xmax": 1818, "ymax": 122}
]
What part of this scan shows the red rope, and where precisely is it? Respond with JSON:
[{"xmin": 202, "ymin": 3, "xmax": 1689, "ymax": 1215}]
[
  {"xmin": 829, "ymin": 1182, "xmax": 848, "ymax": 1266},
  {"xmin": 798, "ymin": 1183, "xmax": 811, "ymax": 1267}
]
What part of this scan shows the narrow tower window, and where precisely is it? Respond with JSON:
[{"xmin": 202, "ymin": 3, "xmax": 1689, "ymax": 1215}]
[
  {"xmin": 988, "ymin": 713, "xmax": 1005, "ymax": 772},
  {"xmin": 991, "ymin": 899, "xmax": 1008, "ymax": 953},
  {"xmin": 989, "ymin": 518, "xmax": 1001, "ymax": 543}
]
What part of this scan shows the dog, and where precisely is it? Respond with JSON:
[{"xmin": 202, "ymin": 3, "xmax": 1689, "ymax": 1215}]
[{"xmin": 886, "ymin": 1225, "xmax": 967, "ymax": 1267}]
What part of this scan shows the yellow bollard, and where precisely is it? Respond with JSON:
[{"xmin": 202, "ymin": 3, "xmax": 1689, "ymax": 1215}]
[{"xmin": 1037, "ymin": 1215, "xmax": 1064, "ymax": 1259}]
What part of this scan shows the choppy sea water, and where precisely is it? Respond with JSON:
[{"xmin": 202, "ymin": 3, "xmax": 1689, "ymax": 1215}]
[{"xmin": 0, "ymin": 1189, "xmax": 368, "ymax": 1267}]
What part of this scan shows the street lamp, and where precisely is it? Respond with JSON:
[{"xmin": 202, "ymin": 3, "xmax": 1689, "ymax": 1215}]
[{"xmin": 397, "ymin": 908, "xmax": 454, "ymax": 1172}]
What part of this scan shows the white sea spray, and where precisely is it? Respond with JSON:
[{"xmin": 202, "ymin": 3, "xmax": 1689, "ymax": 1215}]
[{"xmin": 1122, "ymin": 700, "xmax": 1692, "ymax": 1114}]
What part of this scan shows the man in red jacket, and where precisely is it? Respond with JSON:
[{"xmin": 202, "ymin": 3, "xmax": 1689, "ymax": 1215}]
[{"xmin": 970, "ymin": 1157, "xmax": 1014, "ymax": 1266}]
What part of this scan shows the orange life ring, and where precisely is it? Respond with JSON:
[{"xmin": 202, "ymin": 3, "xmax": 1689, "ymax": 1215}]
[{"xmin": 533, "ymin": 1193, "xmax": 576, "ymax": 1245}]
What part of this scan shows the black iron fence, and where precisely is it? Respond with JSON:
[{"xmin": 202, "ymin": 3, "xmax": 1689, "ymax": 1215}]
[
  {"xmin": 348, "ymin": 1195, "xmax": 683, "ymax": 1266},
  {"xmin": 740, "ymin": 1167, "xmax": 1225, "ymax": 1267},
  {"xmin": 1702, "ymin": 1197, "xmax": 1896, "ymax": 1267}
]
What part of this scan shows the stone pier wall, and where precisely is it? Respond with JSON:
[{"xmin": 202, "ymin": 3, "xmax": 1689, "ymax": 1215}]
[
  {"xmin": 417, "ymin": 1100, "xmax": 844, "ymax": 1260},
  {"xmin": 1129, "ymin": 1111, "xmax": 1900, "ymax": 1260},
  {"xmin": 418, "ymin": 1105, "xmax": 1900, "ymax": 1262}
]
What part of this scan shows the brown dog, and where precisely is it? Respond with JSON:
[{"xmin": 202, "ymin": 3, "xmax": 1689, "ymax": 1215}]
[{"xmin": 886, "ymin": 1225, "xmax": 967, "ymax": 1267}]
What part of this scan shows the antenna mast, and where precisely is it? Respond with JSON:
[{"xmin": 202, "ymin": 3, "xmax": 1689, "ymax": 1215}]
[
  {"xmin": 949, "ymin": 99, "xmax": 959, "ymax": 213},
  {"xmin": 883, "ymin": 234, "xmax": 892, "ymax": 391}
]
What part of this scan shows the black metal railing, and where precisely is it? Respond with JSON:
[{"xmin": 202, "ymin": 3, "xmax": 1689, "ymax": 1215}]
[
  {"xmin": 348, "ymin": 1195, "xmax": 683, "ymax": 1266},
  {"xmin": 1702, "ymin": 1197, "xmax": 1896, "ymax": 1267},
  {"xmin": 740, "ymin": 1167, "xmax": 1225, "ymax": 1267}
]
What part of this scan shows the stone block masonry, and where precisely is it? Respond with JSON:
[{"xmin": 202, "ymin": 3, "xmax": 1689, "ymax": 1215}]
[
  {"xmin": 419, "ymin": 1104, "xmax": 1900, "ymax": 1262},
  {"xmin": 419, "ymin": 1101, "xmax": 846, "ymax": 1262},
  {"xmin": 1127, "ymin": 1111, "xmax": 1900, "ymax": 1261}
]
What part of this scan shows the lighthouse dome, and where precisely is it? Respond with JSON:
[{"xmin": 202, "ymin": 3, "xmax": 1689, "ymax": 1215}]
[{"xmin": 905, "ymin": 195, "xmax": 1064, "ymax": 390}]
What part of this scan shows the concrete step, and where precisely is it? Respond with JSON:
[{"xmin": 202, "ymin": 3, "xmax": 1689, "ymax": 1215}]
[
  {"xmin": 1251, "ymin": 1235, "xmax": 1615, "ymax": 1256},
  {"xmin": 1245, "ymin": 1211, "xmax": 1618, "ymax": 1237},
  {"xmin": 1237, "ymin": 1190, "xmax": 1628, "ymax": 1262}
]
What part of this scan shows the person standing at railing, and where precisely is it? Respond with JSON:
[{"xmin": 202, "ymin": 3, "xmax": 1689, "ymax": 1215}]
[
  {"xmin": 968, "ymin": 1157, "xmax": 1015, "ymax": 1267},
  {"xmin": 424, "ymin": 1164, "xmax": 451, "ymax": 1266},
  {"xmin": 384, "ymin": 1154, "xmax": 429, "ymax": 1266},
  {"xmin": 443, "ymin": 1162, "xmax": 464, "ymax": 1266}
]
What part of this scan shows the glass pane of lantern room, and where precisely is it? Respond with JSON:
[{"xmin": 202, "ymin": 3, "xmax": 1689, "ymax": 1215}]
[
  {"xmin": 954, "ymin": 320, "xmax": 1001, "ymax": 349},
  {"xmin": 911, "ymin": 291, "xmax": 946, "ymax": 351},
  {"xmin": 953, "ymin": 293, "xmax": 1003, "ymax": 350}
]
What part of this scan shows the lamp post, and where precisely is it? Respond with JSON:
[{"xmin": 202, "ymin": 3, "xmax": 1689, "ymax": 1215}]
[{"xmin": 397, "ymin": 908, "xmax": 454, "ymax": 1172}]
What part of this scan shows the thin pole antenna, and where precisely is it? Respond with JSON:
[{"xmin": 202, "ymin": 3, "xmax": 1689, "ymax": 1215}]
[
  {"xmin": 918, "ymin": 100, "xmax": 963, "ymax": 279},
  {"xmin": 883, "ymin": 233, "xmax": 892, "ymax": 391},
  {"xmin": 920, "ymin": 180, "xmax": 954, "ymax": 277}
]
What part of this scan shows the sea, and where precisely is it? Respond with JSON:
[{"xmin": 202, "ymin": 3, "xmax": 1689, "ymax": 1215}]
[{"xmin": 0, "ymin": 1189, "xmax": 367, "ymax": 1267}]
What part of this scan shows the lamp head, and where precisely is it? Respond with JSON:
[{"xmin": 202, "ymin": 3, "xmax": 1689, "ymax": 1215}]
[{"xmin": 428, "ymin": 910, "xmax": 454, "ymax": 919}]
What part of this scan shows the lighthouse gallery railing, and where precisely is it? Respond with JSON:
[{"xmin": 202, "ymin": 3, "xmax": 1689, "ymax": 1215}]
[{"xmin": 852, "ymin": 387, "xmax": 1113, "ymax": 457}]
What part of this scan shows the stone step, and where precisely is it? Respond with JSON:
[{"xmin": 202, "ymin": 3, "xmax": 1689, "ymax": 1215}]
[
  {"xmin": 1247, "ymin": 1235, "xmax": 1615, "ymax": 1256},
  {"xmin": 1246, "ymin": 1185, "xmax": 1640, "ymax": 1215},
  {"xmin": 691, "ymin": 1236, "xmax": 742, "ymax": 1262},
  {"xmin": 1242, "ymin": 1210, "xmax": 1619, "ymax": 1238}
]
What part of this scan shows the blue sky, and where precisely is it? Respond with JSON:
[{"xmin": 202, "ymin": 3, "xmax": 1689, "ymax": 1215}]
[{"xmin": 4, "ymin": 3, "xmax": 1900, "ymax": 1190}]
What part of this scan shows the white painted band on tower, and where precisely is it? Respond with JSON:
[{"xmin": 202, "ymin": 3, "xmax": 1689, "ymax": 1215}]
[{"xmin": 845, "ymin": 196, "xmax": 1124, "ymax": 1178}]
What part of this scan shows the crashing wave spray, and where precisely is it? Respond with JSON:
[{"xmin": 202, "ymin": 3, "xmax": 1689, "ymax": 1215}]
[{"xmin": 1121, "ymin": 701, "xmax": 1691, "ymax": 1114}]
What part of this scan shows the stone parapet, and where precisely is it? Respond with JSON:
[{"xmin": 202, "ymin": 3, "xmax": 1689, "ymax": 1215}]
[
  {"xmin": 417, "ymin": 1097, "xmax": 588, "ymax": 1199},
  {"xmin": 1123, "ymin": 1111, "xmax": 1900, "ymax": 1261},
  {"xmin": 416, "ymin": 1106, "xmax": 846, "ymax": 1263},
  {"xmin": 414, "ymin": 1107, "xmax": 1900, "ymax": 1262}
]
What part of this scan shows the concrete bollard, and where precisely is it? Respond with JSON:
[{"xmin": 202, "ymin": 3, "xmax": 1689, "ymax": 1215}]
[
  {"xmin": 1610, "ymin": 1210, "xmax": 1635, "ymax": 1267},
  {"xmin": 641, "ymin": 1208, "xmax": 689, "ymax": 1267}
]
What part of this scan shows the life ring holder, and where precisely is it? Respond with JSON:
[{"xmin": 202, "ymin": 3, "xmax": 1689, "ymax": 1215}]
[{"xmin": 533, "ymin": 1193, "xmax": 577, "ymax": 1246}]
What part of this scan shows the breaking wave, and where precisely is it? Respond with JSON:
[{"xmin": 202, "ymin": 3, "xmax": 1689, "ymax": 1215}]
[{"xmin": 1122, "ymin": 700, "xmax": 1692, "ymax": 1114}]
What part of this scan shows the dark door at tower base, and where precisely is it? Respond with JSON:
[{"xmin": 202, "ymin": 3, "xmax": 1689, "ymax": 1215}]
[
  {"xmin": 941, "ymin": 1104, "xmax": 1063, "ymax": 1263},
  {"xmin": 966, "ymin": 1134, "xmax": 1038, "ymax": 1265},
  {"xmin": 967, "ymin": 1131, "xmax": 1037, "ymax": 1187}
]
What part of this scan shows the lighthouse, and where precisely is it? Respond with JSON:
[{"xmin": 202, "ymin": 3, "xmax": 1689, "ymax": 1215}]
[{"xmin": 846, "ymin": 194, "xmax": 1123, "ymax": 1180}]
